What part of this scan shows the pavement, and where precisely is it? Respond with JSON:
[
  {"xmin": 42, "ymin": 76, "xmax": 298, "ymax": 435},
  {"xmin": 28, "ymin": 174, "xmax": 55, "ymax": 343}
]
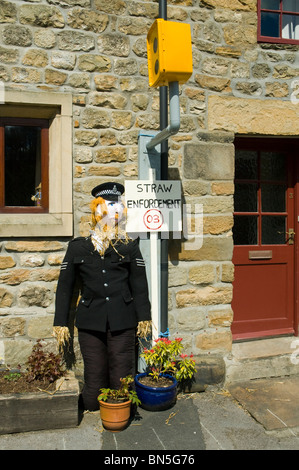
[{"xmin": 0, "ymin": 375, "xmax": 299, "ymax": 452}]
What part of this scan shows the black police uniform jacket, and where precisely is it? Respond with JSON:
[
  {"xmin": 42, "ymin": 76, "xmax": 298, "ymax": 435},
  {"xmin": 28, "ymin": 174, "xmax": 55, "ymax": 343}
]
[{"xmin": 54, "ymin": 236, "xmax": 151, "ymax": 332}]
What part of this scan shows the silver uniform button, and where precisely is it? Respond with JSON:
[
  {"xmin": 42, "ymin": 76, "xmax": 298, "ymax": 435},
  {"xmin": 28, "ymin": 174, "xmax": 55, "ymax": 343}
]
[
  {"xmin": 104, "ymin": 283, "xmax": 108, "ymax": 287},
  {"xmin": 106, "ymin": 297, "xmax": 110, "ymax": 301},
  {"xmin": 102, "ymin": 269, "xmax": 106, "ymax": 273}
]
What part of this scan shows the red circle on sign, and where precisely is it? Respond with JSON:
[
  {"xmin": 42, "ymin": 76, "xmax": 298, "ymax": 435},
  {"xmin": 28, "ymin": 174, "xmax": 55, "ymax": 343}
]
[{"xmin": 143, "ymin": 209, "xmax": 163, "ymax": 230}]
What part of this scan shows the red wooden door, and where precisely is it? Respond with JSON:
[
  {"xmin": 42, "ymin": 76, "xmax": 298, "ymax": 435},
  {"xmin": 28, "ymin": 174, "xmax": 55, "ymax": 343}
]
[{"xmin": 232, "ymin": 138, "xmax": 298, "ymax": 340}]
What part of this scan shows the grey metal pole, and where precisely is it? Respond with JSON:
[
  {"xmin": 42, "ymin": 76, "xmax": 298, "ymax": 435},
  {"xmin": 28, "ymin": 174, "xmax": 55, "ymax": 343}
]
[{"xmin": 159, "ymin": 0, "xmax": 169, "ymax": 336}]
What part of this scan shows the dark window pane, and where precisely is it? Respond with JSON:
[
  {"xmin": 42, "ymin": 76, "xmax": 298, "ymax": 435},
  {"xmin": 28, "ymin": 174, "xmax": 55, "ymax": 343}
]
[
  {"xmin": 233, "ymin": 216, "xmax": 258, "ymax": 245},
  {"xmin": 235, "ymin": 183, "xmax": 258, "ymax": 212},
  {"xmin": 261, "ymin": 12, "xmax": 280, "ymax": 37},
  {"xmin": 260, "ymin": 151, "xmax": 287, "ymax": 181},
  {"xmin": 261, "ymin": 184, "xmax": 286, "ymax": 212},
  {"xmin": 282, "ymin": 0, "xmax": 299, "ymax": 12},
  {"xmin": 262, "ymin": 216, "xmax": 286, "ymax": 244},
  {"xmin": 261, "ymin": 0, "xmax": 280, "ymax": 9},
  {"xmin": 4, "ymin": 126, "xmax": 41, "ymax": 206},
  {"xmin": 235, "ymin": 150, "xmax": 258, "ymax": 180}
]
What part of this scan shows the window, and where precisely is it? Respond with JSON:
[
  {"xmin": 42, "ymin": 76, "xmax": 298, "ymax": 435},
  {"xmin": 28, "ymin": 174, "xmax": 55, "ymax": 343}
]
[
  {"xmin": 258, "ymin": 0, "xmax": 299, "ymax": 44},
  {"xmin": 0, "ymin": 118, "xmax": 49, "ymax": 213},
  {"xmin": 0, "ymin": 90, "xmax": 73, "ymax": 237},
  {"xmin": 233, "ymin": 139, "xmax": 294, "ymax": 246}
]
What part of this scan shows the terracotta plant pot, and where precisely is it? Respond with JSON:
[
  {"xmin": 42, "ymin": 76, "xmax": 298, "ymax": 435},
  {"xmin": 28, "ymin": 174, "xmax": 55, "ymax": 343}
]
[
  {"xmin": 99, "ymin": 399, "xmax": 131, "ymax": 432},
  {"xmin": 134, "ymin": 373, "xmax": 178, "ymax": 411}
]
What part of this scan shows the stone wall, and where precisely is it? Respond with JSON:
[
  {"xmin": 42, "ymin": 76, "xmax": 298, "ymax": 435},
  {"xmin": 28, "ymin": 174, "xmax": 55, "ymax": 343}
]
[{"xmin": 0, "ymin": 0, "xmax": 298, "ymax": 370}]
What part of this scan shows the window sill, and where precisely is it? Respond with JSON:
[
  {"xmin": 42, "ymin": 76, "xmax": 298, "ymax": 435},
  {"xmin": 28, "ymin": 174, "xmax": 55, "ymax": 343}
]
[{"xmin": 0, "ymin": 213, "xmax": 73, "ymax": 237}]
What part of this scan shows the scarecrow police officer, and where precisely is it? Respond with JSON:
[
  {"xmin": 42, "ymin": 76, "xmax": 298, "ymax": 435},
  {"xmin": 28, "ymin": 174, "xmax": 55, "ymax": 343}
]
[{"xmin": 53, "ymin": 182, "xmax": 151, "ymax": 411}]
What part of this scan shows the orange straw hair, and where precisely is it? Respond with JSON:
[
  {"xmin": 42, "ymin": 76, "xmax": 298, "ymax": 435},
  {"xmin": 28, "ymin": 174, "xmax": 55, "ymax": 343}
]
[{"xmin": 90, "ymin": 196, "xmax": 107, "ymax": 229}]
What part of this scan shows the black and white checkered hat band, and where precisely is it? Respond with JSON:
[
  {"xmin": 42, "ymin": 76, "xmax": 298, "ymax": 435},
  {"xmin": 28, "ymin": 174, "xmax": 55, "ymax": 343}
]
[{"xmin": 96, "ymin": 189, "xmax": 121, "ymax": 198}]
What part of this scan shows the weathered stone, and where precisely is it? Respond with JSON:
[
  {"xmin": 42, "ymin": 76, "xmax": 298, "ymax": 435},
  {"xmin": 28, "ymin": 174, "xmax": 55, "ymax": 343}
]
[
  {"xmin": 3, "ymin": 25, "xmax": 32, "ymax": 47},
  {"xmin": 0, "ymin": 288, "xmax": 13, "ymax": 308},
  {"xmin": 19, "ymin": 4, "xmax": 65, "ymax": 28},
  {"xmin": 22, "ymin": 49, "xmax": 48, "ymax": 68},
  {"xmin": 69, "ymin": 72, "xmax": 90, "ymax": 89},
  {"xmin": 78, "ymin": 54, "xmax": 111, "ymax": 72},
  {"xmin": 94, "ymin": 147, "xmax": 127, "ymax": 163},
  {"xmin": 111, "ymin": 111, "xmax": 133, "ymax": 130},
  {"xmin": 29, "ymin": 268, "xmax": 60, "ymax": 282},
  {"xmin": 189, "ymin": 264, "xmax": 215, "ymax": 285},
  {"xmin": 45, "ymin": 68, "xmax": 67, "ymax": 85},
  {"xmin": 221, "ymin": 263, "xmax": 234, "ymax": 282},
  {"xmin": 20, "ymin": 254, "xmax": 45, "ymax": 268},
  {"xmin": 118, "ymin": 16, "xmax": 150, "ymax": 36},
  {"xmin": 18, "ymin": 286, "xmax": 52, "ymax": 308},
  {"xmin": 195, "ymin": 74, "xmax": 231, "ymax": 92},
  {"xmin": 34, "ymin": 29, "xmax": 56, "ymax": 49},
  {"xmin": 74, "ymin": 147, "xmax": 93, "ymax": 163},
  {"xmin": 195, "ymin": 330, "xmax": 232, "ymax": 352},
  {"xmin": 208, "ymin": 96, "xmax": 299, "ymax": 135},
  {"xmin": 87, "ymin": 166, "xmax": 120, "ymax": 176},
  {"xmin": 0, "ymin": 318, "xmax": 25, "ymax": 337},
  {"xmin": 12, "ymin": 67, "xmax": 41, "ymax": 83},
  {"xmin": 94, "ymin": 0, "xmax": 126, "ymax": 15},
  {"xmin": 168, "ymin": 264, "xmax": 188, "ymax": 287},
  {"xmin": 74, "ymin": 130, "xmax": 98, "ymax": 146},
  {"xmin": 252, "ymin": 63, "xmax": 271, "ymax": 78},
  {"xmin": 273, "ymin": 64, "xmax": 299, "ymax": 79},
  {"xmin": 47, "ymin": 253, "xmax": 65, "ymax": 265},
  {"xmin": 0, "ymin": 269, "xmax": 30, "ymax": 286},
  {"xmin": 200, "ymin": 0, "xmax": 256, "ymax": 10},
  {"xmin": 89, "ymin": 91, "xmax": 127, "ymax": 109},
  {"xmin": 184, "ymin": 142, "xmax": 234, "ymax": 180},
  {"xmin": 0, "ymin": 45, "xmax": 18, "ymax": 63},
  {"xmin": 82, "ymin": 107, "xmax": 110, "ymax": 129},
  {"xmin": 176, "ymin": 285, "xmax": 233, "ymax": 308},
  {"xmin": 208, "ymin": 307, "xmax": 233, "ymax": 327},
  {"xmin": 27, "ymin": 316, "xmax": 54, "ymax": 339},
  {"xmin": 5, "ymin": 241, "xmax": 64, "ymax": 253},
  {"xmin": 177, "ymin": 308, "xmax": 206, "ymax": 331},
  {"xmin": 265, "ymin": 82, "xmax": 289, "ymax": 98},
  {"xmin": 169, "ymin": 237, "xmax": 233, "ymax": 262},
  {"xmin": 223, "ymin": 24, "xmax": 257, "ymax": 46},
  {"xmin": 57, "ymin": 31, "xmax": 94, "ymax": 51},
  {"xmin": 51, "ymin": 51, "xmax": 76, "ymax": 70},
  {"xmin": 98, "ymin": 34, "xmax": 130, "ymax": 57},
  {"xmin": 211, "ymin": 182, "xmax": 234, "ymax": 195},
  {"xmin": 0, "ymin": 256, "xmax": 15, "ymax": 270},
  {"xmin": 0, "ymin": 1, "xmax": 17, "ymax": 24},
  {"xmin": 114, "ymin": 58, "xmax": 138, "ymax": 76},
  {"xmin": 94, "ymin": 74, "xmax": 117, "ymax": 91},
  {"xmin": 235, "ymin": 81, "xmax": 262, "ymax": 96},
  {"xmin": 67, "ymin": 7, "xmax": 108, "ymax": 33},
  {"xmin": 203, "ymin": 216, "xmax": 234, "ymax": 235}
]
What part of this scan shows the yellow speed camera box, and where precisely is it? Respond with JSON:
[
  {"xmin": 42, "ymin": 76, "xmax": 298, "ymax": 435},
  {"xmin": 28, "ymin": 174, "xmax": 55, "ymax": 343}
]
[{"xmin": 147, "ymin": 19, "xmax": 193, "ymax": 88}]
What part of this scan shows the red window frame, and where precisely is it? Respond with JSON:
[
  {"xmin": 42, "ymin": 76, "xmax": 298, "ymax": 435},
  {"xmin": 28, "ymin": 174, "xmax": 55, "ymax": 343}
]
[
  {"xmin": 257, "ymin": 0, "xmax": 299, "ymax": 45},
  {"xmin": 0, "ymin": 117, "xmax": 49, "ymax": 214}
]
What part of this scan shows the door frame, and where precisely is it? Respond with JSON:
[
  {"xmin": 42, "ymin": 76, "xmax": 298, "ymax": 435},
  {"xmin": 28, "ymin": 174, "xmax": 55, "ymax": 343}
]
[{"xmin": 232, "ymin": 137, "xmax": 299, "ymax": 340}]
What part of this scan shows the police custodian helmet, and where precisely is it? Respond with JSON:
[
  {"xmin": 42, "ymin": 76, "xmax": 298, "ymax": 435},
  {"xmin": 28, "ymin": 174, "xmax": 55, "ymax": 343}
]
[{"xmin": 91, "ymin": 182, "xmax": 124, "ymax": 202}]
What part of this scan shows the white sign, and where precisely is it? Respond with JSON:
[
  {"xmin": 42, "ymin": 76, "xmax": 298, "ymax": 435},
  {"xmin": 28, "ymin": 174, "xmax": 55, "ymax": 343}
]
[{"xmin": 125, "ymin": 180, "xmax": 182, "ymax": 233}]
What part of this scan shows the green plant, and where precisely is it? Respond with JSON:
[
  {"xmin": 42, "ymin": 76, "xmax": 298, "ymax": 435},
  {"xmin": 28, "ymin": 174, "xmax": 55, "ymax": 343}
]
[
  {"xmin": 25, "ymin": 340, "xmax": 66, "ymax": 384},
  {"xmin": 98, "ymin": 375, "xmax": 141, "ymax": 406},
  {"xmin": 4, "ymin": 371, "xmax": 22, "ymax": 382},
  {"xmin": 140, "ymin": 337, "xmax": 196, "ymax": 383}
]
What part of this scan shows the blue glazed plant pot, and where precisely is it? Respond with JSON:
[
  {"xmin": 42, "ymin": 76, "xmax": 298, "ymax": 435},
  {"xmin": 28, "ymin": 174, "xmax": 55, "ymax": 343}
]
[{"xmin": 134, "ymin": 373, "xmax": 178, "ymax": 411}]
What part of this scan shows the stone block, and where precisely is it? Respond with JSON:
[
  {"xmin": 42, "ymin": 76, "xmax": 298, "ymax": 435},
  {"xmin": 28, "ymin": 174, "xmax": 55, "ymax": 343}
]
[{"xmin": 184, "ymin": 142, "xmax": 234, "ymax": 180}]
